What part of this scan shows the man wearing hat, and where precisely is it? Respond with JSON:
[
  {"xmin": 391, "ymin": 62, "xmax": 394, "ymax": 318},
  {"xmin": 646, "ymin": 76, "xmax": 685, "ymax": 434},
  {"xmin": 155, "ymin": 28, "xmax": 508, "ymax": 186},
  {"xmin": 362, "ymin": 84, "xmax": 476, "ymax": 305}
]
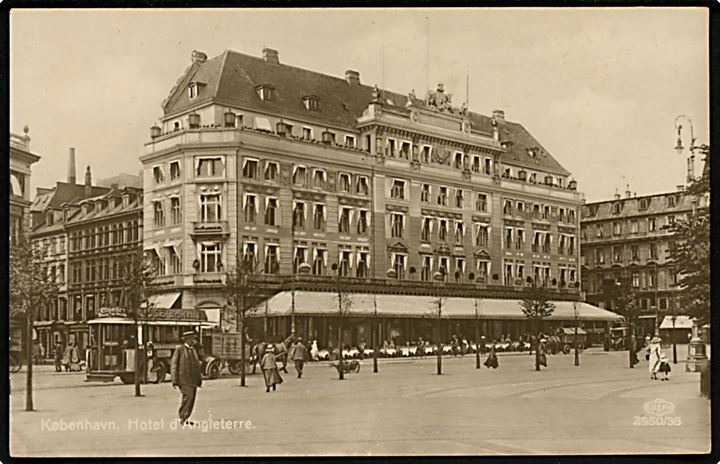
[
  {"xmin": 171, "ymin": 330, "xmax": 203, "ymax": 425},
  {"xmin": 289, "ymin": 337, "xmax": 307, "ymax": 378}
]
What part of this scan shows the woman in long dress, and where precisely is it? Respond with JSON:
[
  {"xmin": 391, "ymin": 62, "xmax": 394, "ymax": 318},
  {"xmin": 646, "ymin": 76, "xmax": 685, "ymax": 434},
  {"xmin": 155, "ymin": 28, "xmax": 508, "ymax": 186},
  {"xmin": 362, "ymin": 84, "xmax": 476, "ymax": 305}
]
[
  {"xmin": 538, "ymin": 338, "xmax": 548, "ymax": 368},
  {"xmin": 646, "ymin": 336, "xmax": 662, "ymax": 380},
  {"xmin": 484, "ymin": 344, "xmax": 499, "ymax": 369},
  {"xmin": 310, "ymin": 339, "xmax": 320, "ymax": 361},
  {"xmin": 260, "ymin": 344, "xmax": 283, "ymax": 392}
]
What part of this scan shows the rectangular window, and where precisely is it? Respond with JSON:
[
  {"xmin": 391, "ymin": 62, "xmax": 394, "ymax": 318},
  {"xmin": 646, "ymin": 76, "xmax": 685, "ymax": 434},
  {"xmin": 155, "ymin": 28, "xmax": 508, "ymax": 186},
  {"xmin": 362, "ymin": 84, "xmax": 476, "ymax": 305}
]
[
  {"xmin": 475, "ymin": 224, "xmax": 489, "ymax": 247},
  {"xmin": 612, "ymin": 245, "xmax": 622, "ymax": 263},
  {"xmin": 356, "ymin": 176, "xmax": 369, "ymax": 195},
  {"xmin": 293, "ymin": 247, "xmax": 308, "ymax": 273},
  {"xmin": 153, "ymin": 201, "xmax": 165, "ymax": 227},
  {"xmin": 391, "ymin": 179, "xmax": 406, "ymax": 200},
  {"xmin": 338, "ymin": 250, "xmax": 352, "ymax": 277},
  {"xmin": 631, "ymin": 245, "xmax": 639, "ymax": 261},
  {"xmin": 484, "ymin": 158, "xmax": 492, "ymax": 175},
  {"xmin": 455, "ymin": 258, "xmax": 465, "ymax": 282},
  {"xmin": 243, "ymin": 242, "xmax": 257, "ymax": 270},
  {"xmin": 153, "ymin": 166, "xmax": 165, "ymax": 184},
  {"xmin": 293, "ymin": 202, "xmax": 306, "ymax": 229},
  {"xmin": 472, "ymin": 156, "xmax": 481, "ymax": 173},
  {"xmin": 503, "ymin": 200, "xmax": 513, "ymax": 216},
  {"xmin": 312, "ymin": 249, "xmax": 326, "ymax": 276},
  {"xmin": 169, "ymin": 247, "xmax": 182, "ymax": 275},
  {"xmin": 200, "ymin": 243, "xmax": 222, "ymax": 273},
  {"xmin": 391, "ymin": 213, "xmax": 404, "ymax": 238},
  {"xmin": 200, "ymin": 194, "xmax": 222, "ymax": 222},
  {"xmin": 170, "ymin": 161, "xmax": 181, "ymax": 181},
  {"xmin": 568, "ymin": 236, "xmax": 575, "ymax": 255},
  {"xmin": 421, "ymin": 146, "xmax": 431, "ymax": 164},
  {"xmin": 542, "ymin": 234, "xmax": 551, "ymax": 253},
  {"xmin": 313, "ymin": 169, "xmax": 326, "ymax": 189},
  {"xmin": 438, "ymin": 220, "xmax": 448, "ymax": 242},
  {"xmin": 293, "ymin": 166, "xmax": 307, "ymax": 187},
  {"xmin": 264, "ymin": 162, "xmax": 278, "ymax": 182},
  {"xmin": 357, "ymin": 252, "xmax": 369, "ymax": 278},
  {"xmin": 399, "ymin": 141, "xmax": 411, "ymax": 159},
  {"xmin": 421, "ymin": 256, "xmax": 432, "ymax": 281},
  {"xmin": 302, "ymin": 127, "xmax": 312, "ymax": 140},
  {"xmin": 421, "ymin": 184, "xmax": 431, "ymax": 203},
  {"xmin": 438, "ymin": 186, "xmax": 448, "ymax": 206},
  {"xmin": 357, "ymin": 210, "xmax": 368, "ymax": 235},
  {"xmin": 455, "ymin": 222, "xmax": 464, "ymax": 244},
  {"xmin": 648, "ymin": 217, "xmax": 657, "ymax": 232},
  {"xmin": 454, "ymin": 152, "xmax": 464, "ymax": 169},
  {"xmin": 631, "ymin": 220, "xmax": 639, "ymax": 234},
  {"xmin": 339, "ymin": 173, "xmax": 351, "ymax": 193},
  {"xmin": 242, "ymin": 159, "xmax": 258, "ymax": 179},
  {"xmin": 265, "ymin": 245, "xmax": 279, "ymax": 274},
  {"xmin": 339, "ymin": 207, "xmax": 351, "ymax": 234},
  {"xmin": 345, "ymin": 135, "xmax": 356, "ymax": 148},
  {"xmin": 387, "ymin": 139, "xmax": 397, "ymax": 158},
  {"xmin": 613, "ymin": 222, "xmax": 621, "ymax": 236},
  {"xmin": 244, "ymin": 194, "xmax": 257, "ymax": 223},
  {"xmin": 516, "ymin": 229, "xmax": 525, "ymax": 250},
  {"xmin": 313, "ymin": 204, "xmax": 325, "ymax": 230},
  {"xmin": 596, "ymin": 248, "xmax": 605, "ymax": 264},
  {"xmin": 265, "ymin": 198, "xmax": 277, "ymax": 226},
  {"xmin": 476, "ymin": 194, "xmax": 487, "ymax": 212},
  {"xmin": 421, "ymin": 217, "xmax": 431, "ymax": 242},
  {"xmin": 455, "ymin": 189, "xmax": 464, "ymax": 208},
  {"xmin": 505, "ymin": 228, "xmax": 513, "ymax": 249},
  {"xmin": 196, "ymin": 157, "xmax": 223, "ymax": 177},
  {"xmin": 393, "ymin": 254, "xmax": 406, "ymax": 280},
  {"xmin": 649, "ymin": 243, "xmax": 658, "ymax": 260},
  {"xmin": 171, "ymin": 197, "xmax": 182, "ymax": 225}
]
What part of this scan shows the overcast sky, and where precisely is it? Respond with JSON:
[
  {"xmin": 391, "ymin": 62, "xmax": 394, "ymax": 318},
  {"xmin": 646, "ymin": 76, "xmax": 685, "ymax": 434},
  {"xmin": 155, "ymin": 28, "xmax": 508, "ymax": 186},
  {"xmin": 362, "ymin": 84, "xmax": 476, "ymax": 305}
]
[{"xmin": 10, "ymin": 8, "xmax": 708, "ymax": 202}]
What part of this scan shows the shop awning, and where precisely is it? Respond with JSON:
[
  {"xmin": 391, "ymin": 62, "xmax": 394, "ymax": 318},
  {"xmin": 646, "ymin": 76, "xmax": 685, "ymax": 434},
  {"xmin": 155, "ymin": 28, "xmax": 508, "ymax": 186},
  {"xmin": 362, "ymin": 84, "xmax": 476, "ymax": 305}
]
[
  {"xmin": 147, "ymin": 292, "xmax": 181, "ymax": 310},
  {"xmin": 259, "ymin": 291, "xmax": 623, "ymax": 322},
  {"xmin": 659, "ymin": 315, "xmax": 694, "ymax": 330}
]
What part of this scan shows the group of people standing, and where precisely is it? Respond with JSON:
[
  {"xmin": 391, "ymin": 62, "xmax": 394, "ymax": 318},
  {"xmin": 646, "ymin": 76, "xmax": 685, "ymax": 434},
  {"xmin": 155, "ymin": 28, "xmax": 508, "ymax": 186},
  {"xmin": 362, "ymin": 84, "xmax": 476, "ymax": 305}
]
[
  {"xmin": 644, "ymin": 335, "xmax": 672, "ymax": 381},
  {"xmin": 53, "ymin": 341, "xmax": 82, "ymax": 372},
  {"xmin": 258, "ymin": 336, "xmax": 308, "ymax": 392}
]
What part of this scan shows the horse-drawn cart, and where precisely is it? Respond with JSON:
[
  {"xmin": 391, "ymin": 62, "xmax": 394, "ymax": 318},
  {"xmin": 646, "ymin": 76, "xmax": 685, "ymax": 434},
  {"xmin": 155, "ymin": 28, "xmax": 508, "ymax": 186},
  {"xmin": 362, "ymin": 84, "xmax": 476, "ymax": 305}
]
[{"xmin": 200, "ymin": 332, "xmax": 252, "ymax": 379}]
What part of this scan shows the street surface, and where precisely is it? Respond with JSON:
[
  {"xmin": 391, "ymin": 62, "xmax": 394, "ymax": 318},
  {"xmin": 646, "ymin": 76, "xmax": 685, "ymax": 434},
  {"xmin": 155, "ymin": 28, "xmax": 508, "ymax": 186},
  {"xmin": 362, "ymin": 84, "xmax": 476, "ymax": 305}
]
[{"xmin": 9, "ymin": 346, "xmax": 710, "ymax": 456}]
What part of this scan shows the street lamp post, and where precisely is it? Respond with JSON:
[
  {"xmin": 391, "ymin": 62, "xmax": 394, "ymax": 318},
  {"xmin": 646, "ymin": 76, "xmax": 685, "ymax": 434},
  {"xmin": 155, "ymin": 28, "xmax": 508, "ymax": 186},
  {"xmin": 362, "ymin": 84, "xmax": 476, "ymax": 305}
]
[
  {"xmin": 330, "ymin": 263, "xmax": 344, "ymax": 380},
  {"xmin": 674, "ymin": 115, "xmax": 697, "ymax": 184},
  {"xmin": 373, "ymin": 294, "xmax": 379, "ymax": 373}
]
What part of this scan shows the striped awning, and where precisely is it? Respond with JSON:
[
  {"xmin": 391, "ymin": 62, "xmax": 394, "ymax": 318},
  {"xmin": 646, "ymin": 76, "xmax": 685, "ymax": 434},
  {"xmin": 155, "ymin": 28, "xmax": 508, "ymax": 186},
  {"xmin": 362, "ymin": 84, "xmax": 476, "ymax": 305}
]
[{"xmin": 259, "ymin": 291, "xmax": 623, "ymax": 322}]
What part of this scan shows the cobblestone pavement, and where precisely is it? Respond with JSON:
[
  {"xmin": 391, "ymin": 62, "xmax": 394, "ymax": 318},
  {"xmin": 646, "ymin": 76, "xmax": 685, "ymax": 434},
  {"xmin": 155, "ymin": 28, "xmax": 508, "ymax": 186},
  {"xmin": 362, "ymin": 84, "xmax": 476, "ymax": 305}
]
[{"xmin": 9, "ymin": 347, "xmax": 710, "ymax": 457}]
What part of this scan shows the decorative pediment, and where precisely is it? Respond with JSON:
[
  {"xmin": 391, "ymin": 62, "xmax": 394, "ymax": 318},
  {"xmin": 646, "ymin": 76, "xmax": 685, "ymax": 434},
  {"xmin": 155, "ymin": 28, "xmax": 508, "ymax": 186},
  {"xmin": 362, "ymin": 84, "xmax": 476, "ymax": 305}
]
[
  {"xmin": 532, "ymin": 222, "xmax": 551, "ymax": 231},
  {"xmin": 387, "ymin": 241, "xmax": 408, "ymax": 253},
  {"xmin": 504, "ymin": 219, "xmax": 525, "ymax": 228},
  {"xmin": 386, "ymin": 204, "xmax": 409, "ymax": 213},
  {"xmin": 293, "ymin": 191, "xmax": 325, "ymax": 203},
  {"xmin": 472, "ymin": 215, "xmax": 491, "ymax": 224},
  {"xmin": 434, "ymin": 243, "xmax": 451, "ymax": 255},
  {"xmin": 473, "ymin": 249, "xmax": 491, "ymax": 260}
]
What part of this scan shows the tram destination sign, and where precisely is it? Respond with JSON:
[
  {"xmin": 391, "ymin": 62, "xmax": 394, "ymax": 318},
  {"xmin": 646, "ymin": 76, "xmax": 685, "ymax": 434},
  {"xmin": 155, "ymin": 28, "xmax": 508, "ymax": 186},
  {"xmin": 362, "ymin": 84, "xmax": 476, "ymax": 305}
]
[
  {"xmin": 97, "ymin": 307, "xmax": 128, "ymax": 318},
  {"xmin": 97, "ymin": 306, "xmax": 207, "ymax": 322}
]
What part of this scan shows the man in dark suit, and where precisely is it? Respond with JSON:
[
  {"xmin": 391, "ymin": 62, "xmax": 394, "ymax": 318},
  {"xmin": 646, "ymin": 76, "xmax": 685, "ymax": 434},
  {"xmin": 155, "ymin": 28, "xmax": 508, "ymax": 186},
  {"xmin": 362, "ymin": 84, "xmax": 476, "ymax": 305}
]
[
  {"xmin": 171, "ymin": 330, "xmax": 203, "ymax": 425},
  {"xmin": 289, "ymin": 337, "xmax": 307, "ymax": 378}
]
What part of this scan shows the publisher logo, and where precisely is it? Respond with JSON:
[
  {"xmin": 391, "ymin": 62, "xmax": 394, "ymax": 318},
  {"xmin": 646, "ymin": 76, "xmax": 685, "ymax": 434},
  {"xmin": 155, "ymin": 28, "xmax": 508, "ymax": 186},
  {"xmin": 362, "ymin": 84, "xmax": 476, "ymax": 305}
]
[{"xmin": 643, "ymin": 398, "xmax": 675, "ymax": 417}]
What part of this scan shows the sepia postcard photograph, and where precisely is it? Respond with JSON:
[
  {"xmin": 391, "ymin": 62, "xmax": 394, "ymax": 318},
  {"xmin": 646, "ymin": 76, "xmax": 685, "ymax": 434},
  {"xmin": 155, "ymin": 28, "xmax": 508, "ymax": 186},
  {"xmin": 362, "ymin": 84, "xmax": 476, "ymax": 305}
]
[{"xmin": 6, "ymin": 6, "xmax": 712, "ymax": 458}]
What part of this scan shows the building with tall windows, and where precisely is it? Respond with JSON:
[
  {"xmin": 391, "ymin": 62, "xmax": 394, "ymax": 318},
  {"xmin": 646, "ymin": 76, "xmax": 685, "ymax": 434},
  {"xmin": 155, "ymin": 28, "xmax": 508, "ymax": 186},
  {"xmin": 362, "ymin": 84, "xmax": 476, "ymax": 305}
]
[
  {"xmin": 141, "ymin": 48, "xmax": 619, "ymax": 347},
  {"xmin": 580, "ymin": 187, "xmax": 706, "ymax": 335}
]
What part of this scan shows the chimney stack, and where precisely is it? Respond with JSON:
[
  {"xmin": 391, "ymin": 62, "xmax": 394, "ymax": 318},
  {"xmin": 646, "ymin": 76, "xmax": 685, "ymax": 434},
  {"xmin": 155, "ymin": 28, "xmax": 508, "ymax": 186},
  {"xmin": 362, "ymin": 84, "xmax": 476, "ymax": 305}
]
[
  {"xmin": 345, "ymin": 70, "xmax": 360, "ymax": 85},
  {"xmin": 191, "ymin": 50, "xmax": 207, "ymax": 64},
  {"xmin": 262, "ymin": 47, "xmax": 279, "ymax": 64},
  {"xmin": 84, "ymin": 166, "xmax": 92, "ymax": 196},
  {"xmin": 625, "ymin": 184, "xmax": 631, "ymax": 199},
  {"xmin": 677, "ymin": 185, "xmax": 685, "ymax": 192},
  {"xmin": 68, "ymin": 147, "xmax": 77, "ymax": 184},
  {"xmin": 614, "ymin": 188, "xmax": 621, "ymax": 200}
]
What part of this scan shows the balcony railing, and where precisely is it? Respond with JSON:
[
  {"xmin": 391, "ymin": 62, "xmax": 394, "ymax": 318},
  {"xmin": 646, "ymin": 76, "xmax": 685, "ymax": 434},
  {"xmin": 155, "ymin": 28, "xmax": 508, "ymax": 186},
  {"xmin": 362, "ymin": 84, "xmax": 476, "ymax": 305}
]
[{"xmin": 193, "ymin": 273, "xmax": 225, "ymax": 285}]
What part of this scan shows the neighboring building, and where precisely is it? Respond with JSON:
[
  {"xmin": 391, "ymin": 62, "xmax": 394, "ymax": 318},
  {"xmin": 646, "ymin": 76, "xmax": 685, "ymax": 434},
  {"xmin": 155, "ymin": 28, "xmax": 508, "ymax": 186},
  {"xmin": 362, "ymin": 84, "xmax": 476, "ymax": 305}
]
[
  {"xmin": 30, "ymin": 150, "xmax": 111, "ymax": 356},
  {"xmin": 580, "ymin": 187, "xmax": 707, "ymax": 335},
  {"xmin": 10, "ymin": 127, "xmax": 40, "ymax": 247},
  {"xmin": 63, "ymin": 186, "xmax": 143, "ymax": 354},
  {"xmin": 97, "ymin": 172, "xmax": 143, "ymax": 189},
  {"xmin": 9, "ymin": 127, "xmax": 41, "ymax": 360},
  {"xmin": 140, "ymin": 48, "xmax": 616, "ymax": 347}
]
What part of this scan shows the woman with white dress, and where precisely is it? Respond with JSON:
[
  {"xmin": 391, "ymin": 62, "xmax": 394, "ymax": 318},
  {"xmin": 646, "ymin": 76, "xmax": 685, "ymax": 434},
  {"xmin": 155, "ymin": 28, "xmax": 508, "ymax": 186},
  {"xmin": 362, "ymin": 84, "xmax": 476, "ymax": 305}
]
[
  {"xmin": 310, "ymin": 339, "xmax": 320, "ymax": 361},
  {"xmin": 646, "ymin": 336, "xmax": 662, "ymax": 380}
]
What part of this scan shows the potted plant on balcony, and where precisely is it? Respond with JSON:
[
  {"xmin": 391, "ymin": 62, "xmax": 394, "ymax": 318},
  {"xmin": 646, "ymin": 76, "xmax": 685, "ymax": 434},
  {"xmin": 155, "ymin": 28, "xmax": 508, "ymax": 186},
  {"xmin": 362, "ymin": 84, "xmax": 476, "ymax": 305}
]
[{"xmin": 409, "ymin": 267, "xmax": 417, "ymax": 279}]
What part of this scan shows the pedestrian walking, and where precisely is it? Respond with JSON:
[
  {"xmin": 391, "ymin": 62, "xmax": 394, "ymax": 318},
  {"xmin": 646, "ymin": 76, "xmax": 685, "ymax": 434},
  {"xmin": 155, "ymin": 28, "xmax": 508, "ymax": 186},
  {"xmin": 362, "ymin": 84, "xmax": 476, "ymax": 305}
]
[
  {"xmin": 261, "ymin": 343, "xmax": 283, "ymax": 392},
  {"xmin": 310, "ymin": 339, "xmax": 320, "ymax": 361},
  {"xmin": 484, "ymin": 344, "xmax": 499, "ymax": 369},
  {"xmin": 62, "ymin": 342, "xmax": 81, "ymax": 372},
  {"xmin": 170, "ymin": 330, "xmax": 203, "ymax": 425},
  {"xmin": 54, "ymin": 342, "xmax": 64, "ymax": 372},
  {"xmin": 538, "ymin": 338, "xmax": 548, "ymax": 369},
  {"xmin": 658, "ymin": 352, "xmax": 671, "ymax": 381},
  {"xmin": 646, "ymin": 336, "xmax": 662, "ymax": 380},
  {"xmin": 290, "ymin": 337, "xmax": 307, "ymax": 378}
]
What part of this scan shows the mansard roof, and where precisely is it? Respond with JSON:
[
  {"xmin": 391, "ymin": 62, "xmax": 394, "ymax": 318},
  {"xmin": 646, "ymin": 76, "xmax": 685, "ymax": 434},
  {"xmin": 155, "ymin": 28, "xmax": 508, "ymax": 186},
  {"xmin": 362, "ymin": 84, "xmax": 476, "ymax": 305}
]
[{"xmin": 161, "ymin": 49, "xmax": 571, "ymax": 176}]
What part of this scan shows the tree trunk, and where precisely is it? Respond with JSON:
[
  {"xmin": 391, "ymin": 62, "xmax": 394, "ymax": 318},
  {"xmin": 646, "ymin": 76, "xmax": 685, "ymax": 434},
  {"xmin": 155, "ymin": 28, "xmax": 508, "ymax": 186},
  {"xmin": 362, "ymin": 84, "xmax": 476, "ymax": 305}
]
[
  {"xmin": 475, "ymin": 319, "xmax": 480, "ymax": 369},
  {"xmin": 134, "ymin": 320, "xmax": 142, "ymax": 397},
  {"xmin": 239, "ymin": 295, "xmax": 246, "ymax": 387},
  {"xmin": 25, "ymin": 313, "xmax": 34, "ymax": 411},
  {"xmin": 337, "ymin": 317, "xmax": 344, "ymax": 380},
  {"xmin": 372, "ymin": 316, "xmax": 378, "ymax": 373}
]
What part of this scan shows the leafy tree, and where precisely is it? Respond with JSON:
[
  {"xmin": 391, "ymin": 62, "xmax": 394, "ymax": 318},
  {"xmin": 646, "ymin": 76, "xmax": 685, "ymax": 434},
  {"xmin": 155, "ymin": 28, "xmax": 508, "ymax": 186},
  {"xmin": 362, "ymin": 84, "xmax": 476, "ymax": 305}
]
[
  {"xmin": 666, "ymin": 145, "xmax": 710, "ymax": 324},
  {"xmin": 9, "ymin": 238, "xmax": 59, "ymax": 411},
  {"xmin": 119, "ymin": 250, "xmax": 156, "ymax": 396},
  {"xmin": 330, "ymin": 264, "xmax": 354, "ymax": 380},
  {"xmin": 519, "ymin": 279, "xmax": 555, "ymax": 371},
  {"xmin": 223, "ymin": 256, "xmax": 263, "ymax": 387}
]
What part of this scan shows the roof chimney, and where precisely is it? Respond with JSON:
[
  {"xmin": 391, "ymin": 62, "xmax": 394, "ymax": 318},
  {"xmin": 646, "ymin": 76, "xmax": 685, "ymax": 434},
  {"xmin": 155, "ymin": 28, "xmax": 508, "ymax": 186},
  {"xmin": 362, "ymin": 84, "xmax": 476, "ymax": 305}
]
[
  {"xmin": 262, "ymin": 47, "xmax": 279, "ymax": 64},
  {"xmin": 677, "ymin": 185, "xmax": 685, "ymax": 192},
  {"xmin": 345, "ymin": 70, "xmax": 360, "ymax": 85},
  {"xmin": 84, "ymin": 166, "xmax": 92, "ymax": 196},
  {"xmin": 492, "ymin": 110, "xmax": 505, "ymax": 123},
  {"xmin": 68, "ymin": 147, "xmax": 77, "ymax": 184},
  {"xmin": 625, "ymin": 184, "xmax": 631, "ymax": 199},
  {"xmin": 191, "ymin": 50, "xmax": 207, "ymax": 64}
]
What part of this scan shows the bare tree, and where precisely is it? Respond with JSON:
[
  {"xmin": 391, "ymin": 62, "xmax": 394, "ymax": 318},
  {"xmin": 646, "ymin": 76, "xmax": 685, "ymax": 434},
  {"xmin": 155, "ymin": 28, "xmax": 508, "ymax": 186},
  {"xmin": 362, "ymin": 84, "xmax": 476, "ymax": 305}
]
[
  {"xmin": 331, "ymin": 263, "xmax": 353, "ymax": 380},
  {"xmin": 223, "ymin": 256, "xmax": 263, "ymax": 387},
  {"xmin": 9, "ymin": 238, "xmax": 59, "ymax": 411},
  {"xmin": 430, "ymin": 295, "xmax": 447, "ymax": 375},
  {"xmin": 119, "ymin": 250, "xmax": 156, "ymax": 397},
  {"xmin": 519, "ymin": 278, "xmax": 555, "ymax": 371}
]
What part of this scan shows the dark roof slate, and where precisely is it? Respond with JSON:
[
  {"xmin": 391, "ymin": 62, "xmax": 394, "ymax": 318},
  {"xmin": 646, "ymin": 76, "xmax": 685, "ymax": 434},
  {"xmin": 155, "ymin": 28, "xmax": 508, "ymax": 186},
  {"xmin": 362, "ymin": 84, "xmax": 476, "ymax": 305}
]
[{"xmin": 164, "ymin": 50, "xmax": 570, "ymax": 176}]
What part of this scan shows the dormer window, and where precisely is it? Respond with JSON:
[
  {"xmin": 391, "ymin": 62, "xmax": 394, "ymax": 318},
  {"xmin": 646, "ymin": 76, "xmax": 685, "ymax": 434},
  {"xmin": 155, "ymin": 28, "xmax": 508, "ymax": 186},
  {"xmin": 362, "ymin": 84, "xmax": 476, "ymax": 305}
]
[
  {"xmin": 639, "ymin": 198, "xmax": 650, "ymax": 211},
  {"xmin": 303, "ymin": 95, "xmax": 319, "ymax": 111},
  {"xmin": 187, "ymin": 82, "xmax": 206, "ymax": 99},
  {"xmin": 256, "ymin": 84, "xmax": 274, "ymax": 101},
  {"xmin": 666, "ymin": 195, "xmax": 677, "ymax": 208}
]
